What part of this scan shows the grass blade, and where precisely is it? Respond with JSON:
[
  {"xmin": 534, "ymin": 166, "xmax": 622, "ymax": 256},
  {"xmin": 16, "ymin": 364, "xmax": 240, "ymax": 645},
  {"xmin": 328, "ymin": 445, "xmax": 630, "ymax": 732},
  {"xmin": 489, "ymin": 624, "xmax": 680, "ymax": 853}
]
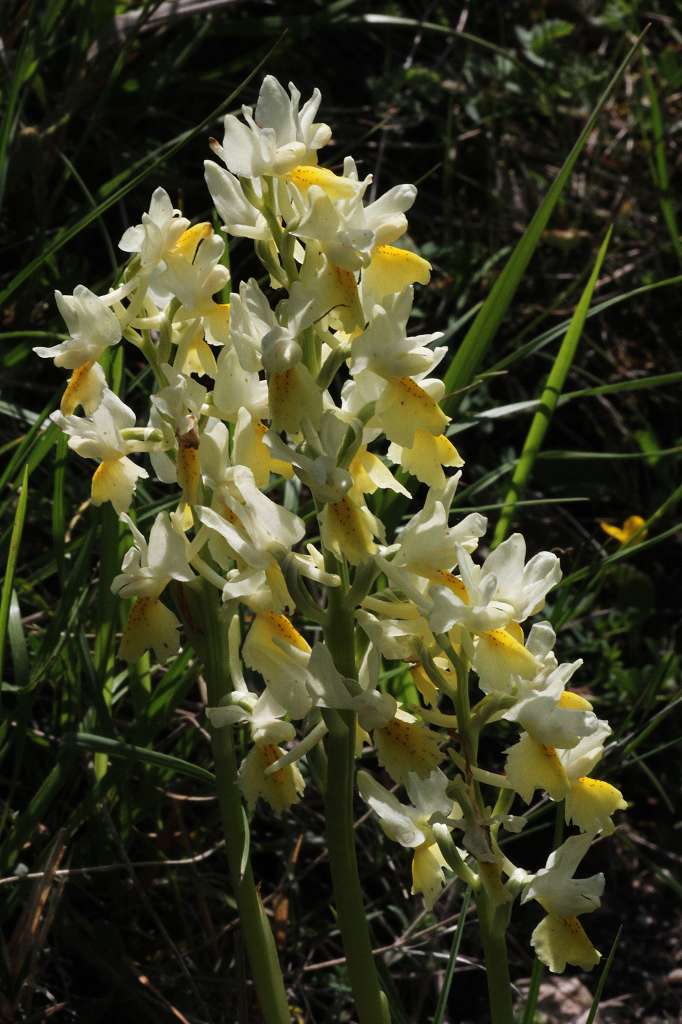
[
  {"xmin": 432, "ymin": 886, "xmax": 472, "ymax": 1024},
  {"xmin": 640, "ymin": 56, "xmax": 682, "ymax": 269},
  {"xmin": 493, "ymin": 227, "xmax": 612, "ymax": 544},
  {"xmin": 65, "ymin": 732, "xmax": 215, "ymax": 785},
  {"xmin": 521, "ymin": 956, "xmax": 544, "ymax": 1024},
  {"xmin": 0, "ymin": 1, "xmax": 36, "ymax": 211},
  {"xmin": 442, "ymin": 29, "xmax": 647, "ymax": 409},
  {"xmin": 489, "ymin": 273, "xmax": 682, "ymax": 374},
  {"xmin": 585, "ymin": 925, "xmax": 622, "ymax": 1024}
]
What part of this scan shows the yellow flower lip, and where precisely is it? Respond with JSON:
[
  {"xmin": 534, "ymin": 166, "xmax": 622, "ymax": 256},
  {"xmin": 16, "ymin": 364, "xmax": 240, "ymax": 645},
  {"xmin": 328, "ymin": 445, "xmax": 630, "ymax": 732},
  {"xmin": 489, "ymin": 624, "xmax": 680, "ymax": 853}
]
[
  {"xmin": 323, "ymin": 495, "xmax": 377, "ymax": 566},
  {"xmin": 259, "ymin": 611, "xmax": 311, "ymax": 652},
  {"xmin": 420, "ymin": 567, "xmax": 469, "ymax": 602},
  {"xmin": 171, "ymin": 222, "xmax": 212, "ymax": 259},
  {"xmin": 286, "ymin": 164, "xmax": 357, "ymax": 199},
  {"xmin": 61, "ymin": 360, "xmax": 95, "ymax": 415},
  {"xmin": 558, "ymin": 690, "xmax": 593, "ymax": 711}
]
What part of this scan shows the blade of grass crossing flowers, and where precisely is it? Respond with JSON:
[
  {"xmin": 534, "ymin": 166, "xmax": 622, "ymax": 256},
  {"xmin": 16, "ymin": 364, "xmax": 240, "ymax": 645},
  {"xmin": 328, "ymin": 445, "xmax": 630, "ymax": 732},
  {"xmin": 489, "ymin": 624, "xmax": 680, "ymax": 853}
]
[
  {"xmin": 585, "ymin": 926, "xmax": 623, "ymax": 1024},
  {"xmin": 493, "ymin": 227, "xmax": 612, "ymax": 546},
  {"xmin": 432, "ymin": 886, "xmax": 472, "ymax": 1024},
  {"xmin": 0, "ymin": 467, "xmax": 29, "ymax": 696},
  {"xmin": 442, "ymin": 30, "xmax": 647, "ymax": 411}
]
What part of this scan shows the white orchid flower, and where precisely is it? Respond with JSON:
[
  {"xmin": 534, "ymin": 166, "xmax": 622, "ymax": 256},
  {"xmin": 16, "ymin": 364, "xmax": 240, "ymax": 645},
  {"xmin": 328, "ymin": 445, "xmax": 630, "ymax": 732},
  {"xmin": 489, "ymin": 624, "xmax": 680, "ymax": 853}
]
[
  {"xmin": 157, "ymin": 230, "xmax": 230, "ymax": 345},
  {"xmin": 429, "ymin": 533, "xmax": 562, "ymax": 638},
  {"xmin": 503, "ymin": 658, "xmax": 598, "ymax": 748},
  {"xmin": 505, "ymin": 719, "xmax": 626, "ymax": 834},
  {"xmin": 241, "ymin": 611, "xmax": 315, "ymax": 719},
  {"xmin": 227, "ymin": 277, "xmax": 277, "ymax": 372},
  {"xmin": 521, "ymin": 832, "xmax": 604, "ymax": 973},
  {"xmin": 36, "ymin": 286, "xmax": 126, "ymax": 417},
  {"xmin": 118, "ymin": 186, "xmax": 190, "ymax": 270},
  {"xmin": 213, "ymin": 75, "xmax": 331, "ymax": 178},
  {"xmin": 350, "ymin": 288, "xmax": 445, "ymax": 380},
  {"xmin": 377, "ymin": 476, "xmax": 487, "ymax": 609},
  {"xmin": 204, "ymin": 160, "xmax": 270, "ymax": 240},
  {"xmin": 292, "ymin": 157, "xmax": 418, "ymax": 269},
  {"xmin": 207, "ymin": 688, "xmax": 304, "ymax": 814},
  {"xmin": 112, "ymin": 512, "xmax": 195, "ymax": 600},
  {"xmin": 111, "ymin": 511, "xmax": 195, "ymax": 663},
  {"xmin": 50, "ymin": 389, "xmax": 162, "ymax": 514},
  {"xmin": 358, "ymin": 769, "xmax": 462, "ymax": 907},
  {"xmin": 195, "ymin": 464, "xmax": 305, "ymax": 612},
  {"xmin": 151, "ymin": 369, "xmax": 207, "ymax": 438}
]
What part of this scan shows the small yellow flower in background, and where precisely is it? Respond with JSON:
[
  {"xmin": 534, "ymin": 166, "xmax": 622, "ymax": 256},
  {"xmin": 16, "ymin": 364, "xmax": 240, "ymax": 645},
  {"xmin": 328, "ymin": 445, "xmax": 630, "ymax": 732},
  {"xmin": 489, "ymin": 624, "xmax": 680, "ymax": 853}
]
[{"xmin": 599, "ymin": 514, "xmax": 647, "ymax": 545}]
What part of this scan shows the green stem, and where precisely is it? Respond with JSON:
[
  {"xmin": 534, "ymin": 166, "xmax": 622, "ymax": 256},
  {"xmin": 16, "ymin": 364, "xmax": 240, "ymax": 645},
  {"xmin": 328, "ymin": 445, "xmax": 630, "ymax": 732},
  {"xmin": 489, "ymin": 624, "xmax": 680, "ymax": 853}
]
[
  {"xmin": 437, "ymin": 634, "xmax": 515, "ymax": 1023},
  {"xmin": 322, "ymin": 578, "xmax": 390, "ymax": 1024},
  {"xmin": 476, "ymin": 890, "xmax": 515, "ymax": 1024},
  {"xmin": 189, "ymin": 583, "xmax": 290, "ymax": 1024}
]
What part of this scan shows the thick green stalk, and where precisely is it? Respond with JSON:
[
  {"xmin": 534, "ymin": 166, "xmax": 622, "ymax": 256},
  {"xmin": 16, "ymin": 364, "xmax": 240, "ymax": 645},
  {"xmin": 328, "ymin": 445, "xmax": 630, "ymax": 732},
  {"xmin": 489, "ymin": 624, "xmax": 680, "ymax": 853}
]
[
  {"xmin": 188, "ymin": 583, "xmax": 290, "ymax": 1024},
  {"xmin": 476, "ymin": 891, "xmax": 515, "ymax": 1024},
  {"xmin": 322, "ymin": 583, "xmax": 390, "ymax": 1024}
]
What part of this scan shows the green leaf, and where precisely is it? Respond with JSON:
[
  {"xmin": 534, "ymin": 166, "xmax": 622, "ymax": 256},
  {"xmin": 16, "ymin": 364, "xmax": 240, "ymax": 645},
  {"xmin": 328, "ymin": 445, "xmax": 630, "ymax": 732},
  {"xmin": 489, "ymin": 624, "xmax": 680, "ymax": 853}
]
[
  {"xmin": 65, "ymin": 732, "xmax": 215, "ymax": 785},
  {"xmin": 493, "ymin": 226, "xmax": 612, "ymax": 544},
  {"xmin": 0, "ymin": 466, "xmax": 29, "ymax": 691},
  {"xmin": 443, "ymin": 29, "xmax": 647, "ymax": 410},
  {"xmin": 7, "ymin": 591, "xmax": 29, "ymax": 690}
]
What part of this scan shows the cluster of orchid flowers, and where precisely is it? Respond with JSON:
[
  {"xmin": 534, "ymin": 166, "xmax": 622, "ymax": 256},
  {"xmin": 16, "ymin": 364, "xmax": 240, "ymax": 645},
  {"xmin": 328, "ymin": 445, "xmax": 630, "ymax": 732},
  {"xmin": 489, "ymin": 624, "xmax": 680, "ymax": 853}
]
[{"xmin": 37, "ymin": 76, "xmax": 626, "ymax": 979}]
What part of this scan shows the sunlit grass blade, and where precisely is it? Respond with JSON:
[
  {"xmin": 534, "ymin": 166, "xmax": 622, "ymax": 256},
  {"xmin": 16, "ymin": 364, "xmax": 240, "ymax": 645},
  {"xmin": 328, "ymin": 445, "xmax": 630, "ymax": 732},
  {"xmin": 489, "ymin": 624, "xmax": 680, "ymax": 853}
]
[
  {"xmin": 0, "ymin": 466, "xmax": 29, "ymax": 694},
  {"xmin": 493, "ymin": 227, "xmax": 612, "ymax": 544},
  {"xmin": 432, "ymin": 886, "xmax": 471, "ymax": 1024},
  {"xmin": 442, "ymin": 29, "xmax": 647, "ymax": 409}
]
